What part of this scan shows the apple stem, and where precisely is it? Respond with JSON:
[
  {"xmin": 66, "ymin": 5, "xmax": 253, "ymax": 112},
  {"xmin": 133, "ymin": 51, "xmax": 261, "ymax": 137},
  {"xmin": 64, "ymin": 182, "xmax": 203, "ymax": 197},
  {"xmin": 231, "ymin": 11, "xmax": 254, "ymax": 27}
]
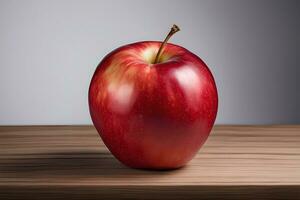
[{"xmin": 153, "ymin": 24, "xmax": 180, "ymax": 64}]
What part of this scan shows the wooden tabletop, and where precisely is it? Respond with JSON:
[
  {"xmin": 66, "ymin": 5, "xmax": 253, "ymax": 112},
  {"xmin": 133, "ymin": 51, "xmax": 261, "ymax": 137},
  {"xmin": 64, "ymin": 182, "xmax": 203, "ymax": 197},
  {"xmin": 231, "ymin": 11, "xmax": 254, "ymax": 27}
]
[{"xmin": 0, "ymin": 125, "xmax": 299, "ymax": 199}]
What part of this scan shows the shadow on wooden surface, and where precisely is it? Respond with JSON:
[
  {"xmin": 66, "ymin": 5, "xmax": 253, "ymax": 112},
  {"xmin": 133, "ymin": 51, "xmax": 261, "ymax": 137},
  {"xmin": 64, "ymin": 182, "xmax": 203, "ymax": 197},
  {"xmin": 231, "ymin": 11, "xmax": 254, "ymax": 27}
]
[{"xmin": 1, "ymin": 151, "xmax": 179, "ymax": 178}]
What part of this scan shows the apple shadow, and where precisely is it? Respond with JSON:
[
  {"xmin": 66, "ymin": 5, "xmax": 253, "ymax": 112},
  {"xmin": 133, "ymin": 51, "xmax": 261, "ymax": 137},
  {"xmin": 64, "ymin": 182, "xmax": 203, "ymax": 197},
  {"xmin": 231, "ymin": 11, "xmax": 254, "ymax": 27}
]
[{"xmin": 0, "ymin": 151, "xmax": 180, "ymax": 178}]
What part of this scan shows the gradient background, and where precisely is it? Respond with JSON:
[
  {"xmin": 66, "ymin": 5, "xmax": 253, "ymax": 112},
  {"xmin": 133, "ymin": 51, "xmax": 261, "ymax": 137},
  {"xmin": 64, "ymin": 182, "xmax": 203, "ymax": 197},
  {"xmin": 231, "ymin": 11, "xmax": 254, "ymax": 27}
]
[{"xmin": 0, "ymin": 0, "xmax": 299, "ymax": 125}]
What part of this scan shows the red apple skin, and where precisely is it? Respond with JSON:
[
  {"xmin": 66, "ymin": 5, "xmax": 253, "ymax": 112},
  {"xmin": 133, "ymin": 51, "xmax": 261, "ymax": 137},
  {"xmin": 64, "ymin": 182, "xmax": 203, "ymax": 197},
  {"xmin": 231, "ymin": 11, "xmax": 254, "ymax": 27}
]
[{"xmin": 89, "ymin": 41, "xmax": 218, "ymax": 169}]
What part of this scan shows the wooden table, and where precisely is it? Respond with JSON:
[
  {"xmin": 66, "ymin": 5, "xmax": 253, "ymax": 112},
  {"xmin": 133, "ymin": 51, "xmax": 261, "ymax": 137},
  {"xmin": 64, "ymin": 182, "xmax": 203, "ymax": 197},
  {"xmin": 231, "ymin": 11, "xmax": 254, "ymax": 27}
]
[{"xmin": 0, "ymin": 125, "xmax": 299, "ymax": 199}]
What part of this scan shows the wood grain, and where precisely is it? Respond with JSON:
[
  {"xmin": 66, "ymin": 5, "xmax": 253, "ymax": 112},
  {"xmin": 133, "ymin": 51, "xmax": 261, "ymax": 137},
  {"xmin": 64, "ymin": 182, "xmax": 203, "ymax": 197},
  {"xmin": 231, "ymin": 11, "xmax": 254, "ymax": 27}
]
[{"xmin": 0, "ymin": 125, "xmax": 299, "ymax": 199}]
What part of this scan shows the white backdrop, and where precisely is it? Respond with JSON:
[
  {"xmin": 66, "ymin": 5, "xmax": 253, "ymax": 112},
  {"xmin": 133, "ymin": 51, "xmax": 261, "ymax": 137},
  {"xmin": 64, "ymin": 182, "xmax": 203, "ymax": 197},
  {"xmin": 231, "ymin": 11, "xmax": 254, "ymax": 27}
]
[{"xmin": 0, "ymin": 0, "xmax": 299, "ymax": 125}]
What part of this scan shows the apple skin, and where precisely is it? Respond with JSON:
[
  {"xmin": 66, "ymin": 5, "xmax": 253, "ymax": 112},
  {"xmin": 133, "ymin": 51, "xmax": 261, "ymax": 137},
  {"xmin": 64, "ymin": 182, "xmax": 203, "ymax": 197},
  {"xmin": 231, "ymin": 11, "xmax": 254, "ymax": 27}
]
[{"xmin": 89, "ymin": 41, "xmax": 218, "ymax": 169}]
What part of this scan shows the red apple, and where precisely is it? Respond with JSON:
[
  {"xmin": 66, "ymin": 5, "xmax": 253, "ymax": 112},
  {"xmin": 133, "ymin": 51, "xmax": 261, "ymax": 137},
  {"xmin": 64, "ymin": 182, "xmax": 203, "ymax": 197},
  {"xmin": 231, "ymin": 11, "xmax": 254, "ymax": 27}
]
[{"xmin": 89, "ymin": 25, "xmax": 218, "ymax": 169}]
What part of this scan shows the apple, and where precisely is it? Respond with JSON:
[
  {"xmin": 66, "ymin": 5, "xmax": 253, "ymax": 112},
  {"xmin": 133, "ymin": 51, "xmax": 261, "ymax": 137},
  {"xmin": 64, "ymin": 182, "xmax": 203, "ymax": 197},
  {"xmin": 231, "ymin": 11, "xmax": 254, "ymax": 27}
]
[{"xmin": 89, "ymin": 25, "xmax": 218, "ymax": 169}]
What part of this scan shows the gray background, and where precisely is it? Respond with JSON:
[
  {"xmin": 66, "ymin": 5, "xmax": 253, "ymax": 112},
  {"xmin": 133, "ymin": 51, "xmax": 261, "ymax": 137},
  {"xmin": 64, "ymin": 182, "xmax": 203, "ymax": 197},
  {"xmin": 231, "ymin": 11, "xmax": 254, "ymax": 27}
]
[{"xmin": 0, "ymin": 0, "xmax": 299, "ymax": 125}]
